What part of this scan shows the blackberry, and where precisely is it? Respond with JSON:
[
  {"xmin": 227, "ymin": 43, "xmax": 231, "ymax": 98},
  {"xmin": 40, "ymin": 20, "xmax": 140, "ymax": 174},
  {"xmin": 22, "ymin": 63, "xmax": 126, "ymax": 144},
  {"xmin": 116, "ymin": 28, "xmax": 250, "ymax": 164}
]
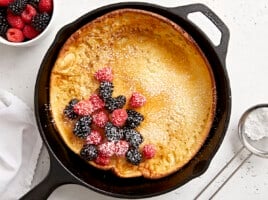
[
  {"xmin": 63, "ymin": 98, "xmax": 79, "ymax": 119},
  {"xmin": 8, "ymin": 0, "xmax": 27, "ymax": 15},
  {"xmin": 126, "ymin": 110, "xmax": 144, "ymax": 128},
  {"xmin": 105, "ymin": 95, "xmax": 126, "ymax": 112},
  {"xmin": 32, "ymin": 13, "xmax": 50, "ymax": 31},
  {"xmin": 69, "ymin": 98, "xmax": 79, "ymax": 106},
  {"xmin": 0, "ymin": 10, "xmax": 8, "ymax": 37},
  {"xmin": 80, "ymin": 144, "xmax": 98, "ymax": 161},
  {"xmin": 117, "ymin": 128, "xmax": 125, "ymax": 139},
  {"xmin": 124, "ymin": 128, "xmax": 143, "ymax": 147},
  {"xmin": 28, "ymin": 0, "xmax": 39, "ymax": 8},
  {"xmin": 126, "ymin": 148, "xmax": 142, "ymax": 165},
  {"xmin": 0, "ymin": 22, "xmax": 8, "ymax": 38},
  {"xmin": 99, "ymin": 82, "xmax": 114, "ymax": 101},
  {"xmin": 115, "ymin": 95, "xmax": 126, "ymax": 108},
  {"xmin": 104, "ymin": 98, "xmax": 117, "ymax": 112},
  {"xmin": 73, "ymin": 116, "xmax": 92, "ymax": 138},
  {"xmin": 0, "ymin": 9, "xmax": 6, "ymax": 21},
  {"xmin": 105, "ymin": 122, "xmax": 124, "ymax": 141}
]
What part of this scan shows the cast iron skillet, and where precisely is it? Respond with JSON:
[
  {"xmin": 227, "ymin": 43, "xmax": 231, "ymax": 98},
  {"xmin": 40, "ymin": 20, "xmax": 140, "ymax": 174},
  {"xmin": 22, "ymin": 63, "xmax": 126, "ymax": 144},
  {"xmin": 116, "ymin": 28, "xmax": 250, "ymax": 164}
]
[{"xmin": 20, "ymin": 2, "xmax": 231, "ymax": 199}]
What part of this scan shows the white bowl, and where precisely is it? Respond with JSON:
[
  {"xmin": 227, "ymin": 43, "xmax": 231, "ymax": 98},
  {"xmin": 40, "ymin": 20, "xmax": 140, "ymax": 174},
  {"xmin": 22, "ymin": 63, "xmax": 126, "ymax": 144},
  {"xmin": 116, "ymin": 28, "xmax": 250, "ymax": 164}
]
[{"xmin": 0, "ymin": 0, "xmax": 56, "ymax": 47}]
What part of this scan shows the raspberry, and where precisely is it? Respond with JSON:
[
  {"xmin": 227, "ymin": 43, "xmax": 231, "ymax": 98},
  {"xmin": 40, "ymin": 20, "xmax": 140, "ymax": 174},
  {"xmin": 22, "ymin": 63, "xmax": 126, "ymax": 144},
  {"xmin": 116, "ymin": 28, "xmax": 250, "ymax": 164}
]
[
  {"xmin": 89, "ymin": 94, "xmax": 105, "ymax": 111},
  {"xmin": 7, "ymin": 11, "xmax": 24, "ymax": 29},
  {"xmin": 94, "ymin": 67, "xmax": 113, "ymax": 82},
  {"xmin": 98, "ymin": 141, "xmax": 115, "ymax": 157},
  {"xmin": 86, "ymin": 130, "xmax": 102, "ymax": 145},
  {"xmin": 129, "ymin": 92, "xmax": 146, "ymax": 108},
  {"xmin": 95, "ymin": 155, "xmax": 110, "ymax": 165},
  {"xmin": 22, "ymin": 25, "xmax": 39, "ymax": 39},
  {"xmin": 0, "ymin": 0, "xmax": 14, "ymax": 7},
  {"xmin": 6, "ymin": 27, "xmax": 24, "ymax": 42},
  {"xmin": 92, "ymin": 110, "xmax": 108, "ymax": 128},
  {"xmin": 38, "ymin": 0, "xmax": 53, "ymax": 14},
  {"xmin": 21, "ymin": 4, "xmax": 37, "ymax": 23},
  {"xmin": 111, "ymin": 109, "xmax": 128, "ymax": 127},
  {"xmin": 115, "ymin": 140, "xmax": 129, "ymax": 157},
  {"xmin": 73, "ymin": 99, "xmax": 94, "ymax": 116},
  {"xmin": 142, "ymin": 144, "xmax": 156, "ymax": 159}
]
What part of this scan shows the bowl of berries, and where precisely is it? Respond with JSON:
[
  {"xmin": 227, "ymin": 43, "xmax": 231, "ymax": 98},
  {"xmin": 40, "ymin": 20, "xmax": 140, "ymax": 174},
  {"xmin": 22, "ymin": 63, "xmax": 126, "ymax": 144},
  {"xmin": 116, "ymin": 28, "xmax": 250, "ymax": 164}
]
[{"xmin": 0, "ymin": 0, "xmax": 54, "ymax": 46}]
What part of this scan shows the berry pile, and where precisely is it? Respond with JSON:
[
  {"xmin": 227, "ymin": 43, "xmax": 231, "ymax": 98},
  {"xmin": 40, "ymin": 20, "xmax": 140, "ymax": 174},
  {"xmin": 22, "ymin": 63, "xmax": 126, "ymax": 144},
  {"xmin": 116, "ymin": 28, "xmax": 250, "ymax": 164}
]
[
  {"xmin": 0, "ymin": 0, "xmax": 53, "ymax": 42},
  {"xmin": 63, "ymin": 67, "xmax": 156, "ymax": 166}
]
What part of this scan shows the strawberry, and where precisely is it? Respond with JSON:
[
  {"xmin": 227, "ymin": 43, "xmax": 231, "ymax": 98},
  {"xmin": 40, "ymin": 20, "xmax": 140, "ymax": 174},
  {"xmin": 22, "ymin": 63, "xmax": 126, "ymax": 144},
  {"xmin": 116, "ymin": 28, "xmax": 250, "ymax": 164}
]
[
  {"xmin": 22, "ymin": 25, "xmax": 39, "ymax": 39},
  {"xmin": 73, "ymin": 99, "xmax": 94, "ymax": 116},
  {"xmin": 38, "ymin": 0, "xmax": 53, "ymax": 14},
  {"xmin": 0, "ymin": 0, "xmax": 14, "ymax": 7},
  {"xmin": 21, "ymin": 4, "xmax": 37, "ymax": 23},
  {"xmin": 94, "ymin": 67, "xmax": 113, "ymax": 82},
  {"xmin": 6, "ymin": 27, "xmax": 24, "ymax": 42},
  {"xmin": 7, "ymin": 11, "xmax": 24, "ymax": 29},
  {"xmin": 92, "ymin": 110, "xmax": 108, "ymax": 128},
  {"xmin": 111, "ymin": 109, "xmax": 128, "ymax": 127},
  {"xmin": 129, "ymin": 92, "xmax": 146, "ymax": 108}
]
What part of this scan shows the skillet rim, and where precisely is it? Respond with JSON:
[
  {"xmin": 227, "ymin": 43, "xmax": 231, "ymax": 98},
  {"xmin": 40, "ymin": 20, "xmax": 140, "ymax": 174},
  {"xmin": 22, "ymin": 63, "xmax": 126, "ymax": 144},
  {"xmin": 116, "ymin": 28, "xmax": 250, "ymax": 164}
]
[{"xmin": 34, "ymin": 2, "xmax": 231, "ymax": 198}]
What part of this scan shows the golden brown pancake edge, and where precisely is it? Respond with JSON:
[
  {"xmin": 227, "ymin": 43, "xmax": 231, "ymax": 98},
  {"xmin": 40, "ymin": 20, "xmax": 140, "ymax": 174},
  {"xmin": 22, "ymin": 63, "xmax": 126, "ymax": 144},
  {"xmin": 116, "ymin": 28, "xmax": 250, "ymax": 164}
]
[{"xmin": 49, "ymin": 8, "xmax": 216, "ymax": 179}]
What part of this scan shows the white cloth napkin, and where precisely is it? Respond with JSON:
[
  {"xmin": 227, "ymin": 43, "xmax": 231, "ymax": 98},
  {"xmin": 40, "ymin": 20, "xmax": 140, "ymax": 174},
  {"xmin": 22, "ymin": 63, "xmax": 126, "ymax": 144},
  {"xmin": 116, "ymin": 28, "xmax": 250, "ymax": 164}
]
[{"xmin": 0, "ymin": 89, "xmax": 42, "ymax": 200}]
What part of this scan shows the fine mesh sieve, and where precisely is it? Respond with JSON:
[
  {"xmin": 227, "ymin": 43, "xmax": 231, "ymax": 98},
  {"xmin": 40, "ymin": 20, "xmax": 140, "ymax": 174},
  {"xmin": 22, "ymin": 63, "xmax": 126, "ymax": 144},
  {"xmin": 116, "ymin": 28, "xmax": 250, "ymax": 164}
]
[{"xmin": 238, "ymin": 104, "xmax": 268, "ymax": 158}]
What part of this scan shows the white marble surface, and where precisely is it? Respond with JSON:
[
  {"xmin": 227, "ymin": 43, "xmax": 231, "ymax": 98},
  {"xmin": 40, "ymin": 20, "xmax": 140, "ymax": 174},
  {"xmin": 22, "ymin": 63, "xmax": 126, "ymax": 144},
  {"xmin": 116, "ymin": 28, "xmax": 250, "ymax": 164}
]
[{"xmin": 1, "ymin": 0, "xmax": 268, "ymax": 199}]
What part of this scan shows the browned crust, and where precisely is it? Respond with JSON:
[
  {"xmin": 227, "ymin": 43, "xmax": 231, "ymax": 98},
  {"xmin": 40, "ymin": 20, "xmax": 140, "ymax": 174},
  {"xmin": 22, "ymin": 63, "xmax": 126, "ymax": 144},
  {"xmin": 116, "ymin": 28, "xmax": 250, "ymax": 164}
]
[{"xmin": 50, "ymin": 9, "xmax": 216, "ymax": 179}]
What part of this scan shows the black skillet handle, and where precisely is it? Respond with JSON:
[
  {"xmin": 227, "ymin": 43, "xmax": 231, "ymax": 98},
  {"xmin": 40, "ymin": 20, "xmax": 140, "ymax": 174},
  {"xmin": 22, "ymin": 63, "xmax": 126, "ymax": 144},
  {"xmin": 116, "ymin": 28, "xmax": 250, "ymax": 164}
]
[
  {"xmin": 169, "ymin": 3, "xmax": 230, "ymax": 65},
  {"xmin": 20, "ymin": 153, "xmax": 81, "ymax": 200}
]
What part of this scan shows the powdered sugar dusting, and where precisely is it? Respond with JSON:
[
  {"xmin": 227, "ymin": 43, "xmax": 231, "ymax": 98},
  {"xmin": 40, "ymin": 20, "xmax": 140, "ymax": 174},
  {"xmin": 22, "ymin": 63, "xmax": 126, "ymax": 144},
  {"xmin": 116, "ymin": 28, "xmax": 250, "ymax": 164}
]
[
  {"xmin": 98, "ymin": 141, "xmax": 116, "ymax": 157},
  {"xmin": 50, "ymin": 9, "xmax": 216, "ymax": 178},
  {"xmin": 115, "ymin": 140, "xmax": 129, "ymax": 157},
  {"xmin": 86, "ymin": 130, "xmax": 102, "ymax": 145},
  {"xmin": 244, "ymin": 107, "xmax": 268, "ymax": 140}
]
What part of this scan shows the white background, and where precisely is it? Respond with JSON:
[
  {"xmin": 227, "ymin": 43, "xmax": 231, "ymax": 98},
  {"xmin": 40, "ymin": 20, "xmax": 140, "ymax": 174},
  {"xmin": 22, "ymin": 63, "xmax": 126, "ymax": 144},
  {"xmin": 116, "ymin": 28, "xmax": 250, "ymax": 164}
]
[{"xmin": 0, "ymin": 0, "xmax": 268, "ymax": 199}]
